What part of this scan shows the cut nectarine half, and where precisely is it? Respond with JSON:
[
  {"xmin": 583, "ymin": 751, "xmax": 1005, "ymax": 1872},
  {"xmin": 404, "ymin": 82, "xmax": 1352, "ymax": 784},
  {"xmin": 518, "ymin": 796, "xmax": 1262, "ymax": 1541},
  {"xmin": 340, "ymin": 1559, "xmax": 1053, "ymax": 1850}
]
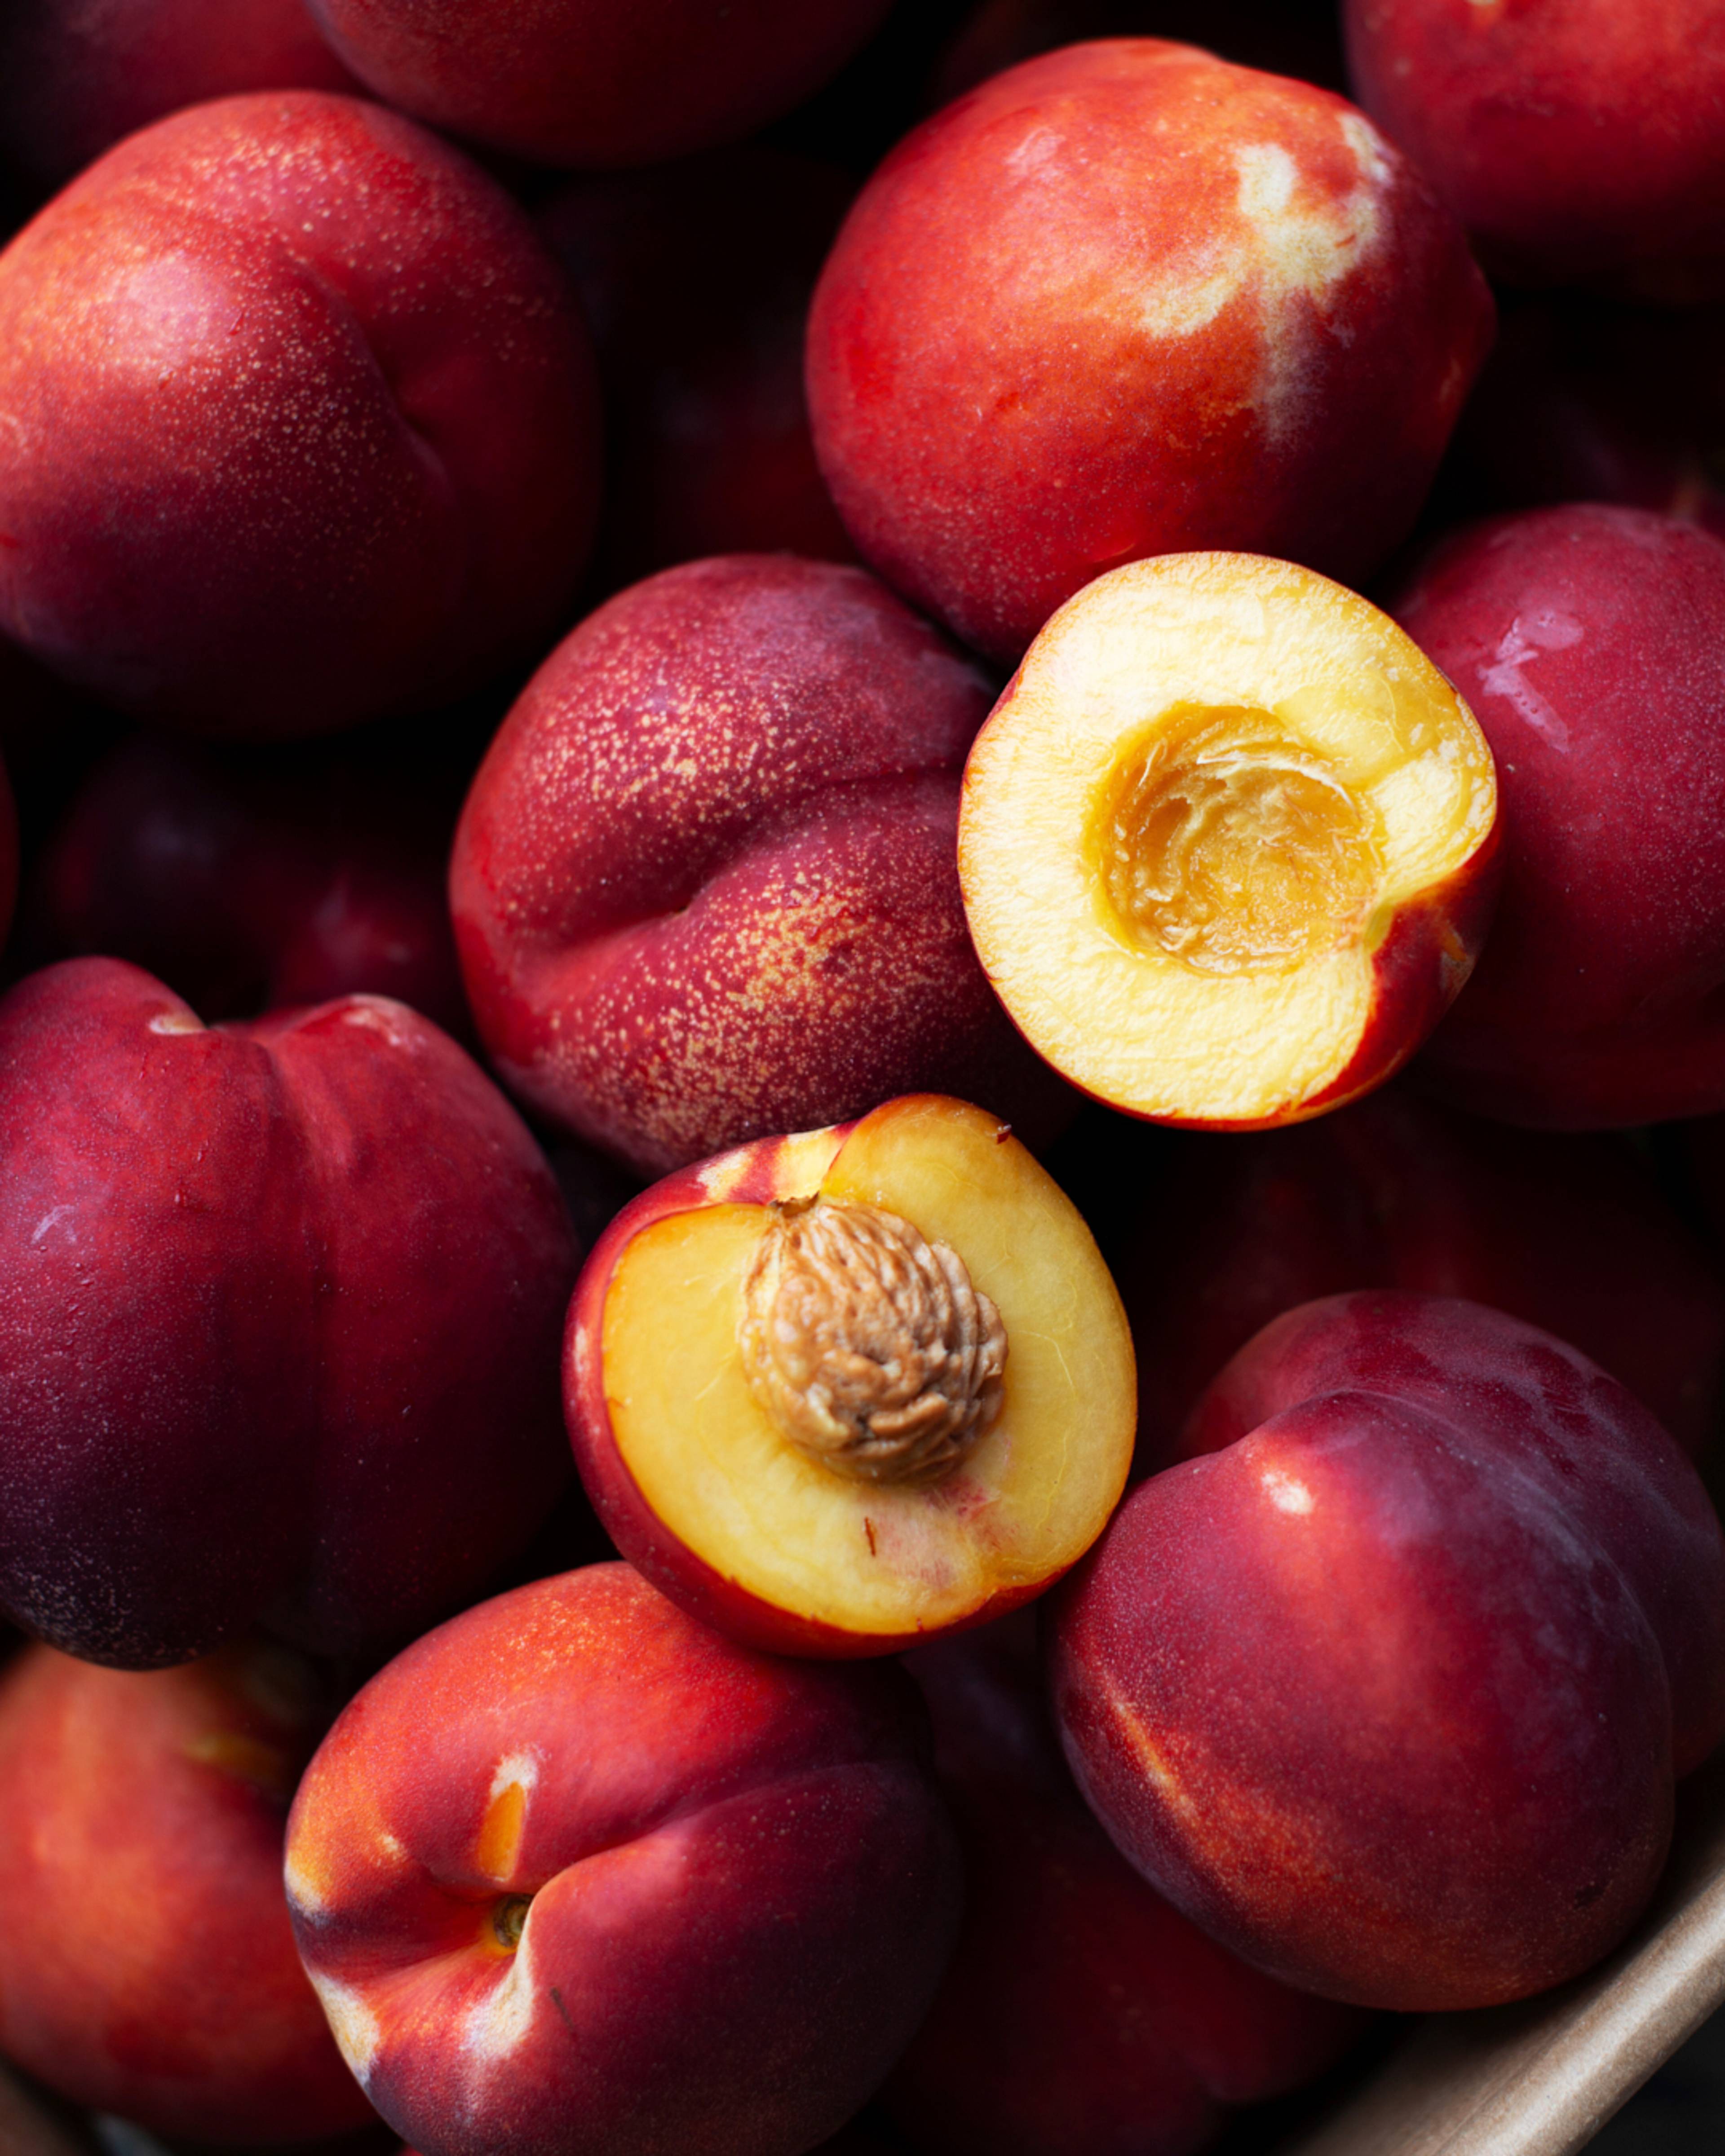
[
  {"xmin": 564, "ymin": 1094, "xmax": 1136, "ymax": 1656},
  {"xmin": 958, "ymin": 555, "xmax": 1500, "ymax": 1128}
]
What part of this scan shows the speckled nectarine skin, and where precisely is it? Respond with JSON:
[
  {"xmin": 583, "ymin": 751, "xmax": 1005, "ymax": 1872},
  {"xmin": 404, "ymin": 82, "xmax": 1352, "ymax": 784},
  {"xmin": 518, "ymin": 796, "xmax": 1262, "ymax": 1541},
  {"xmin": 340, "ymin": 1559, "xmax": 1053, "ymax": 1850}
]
[
  {"xmin": 305, "ymin": 0, "xmax": 893, "ymax": 167},
  {"xmin": 1398, "ymin": 506, "xmax": 1725, "ymax": 1127},
  {"xmin": 1053, "ymin": 1292, "xmax": 1725, "ymax": 2010},
  {"xmin": 451, "ymin": 555, "xmax": 1071, "ymax": 1177},
  {"xmin": 1346, "ymin": 0, "xmax": 1725, "ymax": 296},
  {"xmin": 0, "ymin": 958, "xmax": 576, "ymax": 1668},
  {"xmin": 285, "ymin": 1564, "xmax": 961, "ymax": 2156},
  {"xmin": 0, "ymin": 93, "xmax": 601, "ymax": 735},
  {"xmin": 806, "ymin": 39, "xmax": 1494, "ymax": 663},
  {"xmin": 0, "ymin": 1640, "xmax": 372, "ymax": 2143}
]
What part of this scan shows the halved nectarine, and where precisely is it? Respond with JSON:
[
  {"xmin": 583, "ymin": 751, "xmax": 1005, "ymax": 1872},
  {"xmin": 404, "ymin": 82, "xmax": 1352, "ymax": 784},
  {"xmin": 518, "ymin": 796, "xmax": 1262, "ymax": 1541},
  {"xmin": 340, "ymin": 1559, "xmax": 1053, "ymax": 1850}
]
[
  {"xmin": 958, "ymin": 553, "xmax": 1500, "ymax": 1128},
  {"xmin": 565, "ymin": 1094, "xmax": 1136, "ymax": 1655}
]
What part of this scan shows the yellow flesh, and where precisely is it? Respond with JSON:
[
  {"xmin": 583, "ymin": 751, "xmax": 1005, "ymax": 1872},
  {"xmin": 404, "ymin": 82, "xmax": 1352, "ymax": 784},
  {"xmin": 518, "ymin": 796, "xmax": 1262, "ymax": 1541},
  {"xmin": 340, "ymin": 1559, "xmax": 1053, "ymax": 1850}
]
[
  {"xmin": 960, "ymin": 555, "xmax": 1497, "ymax": 1123},
  {"xmin": 602, "ymin": 1097, "xmax": 1136, "ymax": 1637}
]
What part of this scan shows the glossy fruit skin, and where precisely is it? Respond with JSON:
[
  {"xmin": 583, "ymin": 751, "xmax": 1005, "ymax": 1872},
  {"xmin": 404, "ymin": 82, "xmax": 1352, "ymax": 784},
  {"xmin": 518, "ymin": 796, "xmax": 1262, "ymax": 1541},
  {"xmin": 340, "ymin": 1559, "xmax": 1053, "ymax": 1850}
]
[
  {"xmin": 0, "ymin": 93, "xmax": 601, "ymax": 736},
  {"xmin": 0, "ymin": 1640, "xmax": 372, "ymax": 2143},
  {"xmin": 451, "ymin": 554, "xmax": 1070, "ymax": 1178},
  {"xmin": 0, "ymin": 958, "xmax": 577, "ymax": 1669},
  {"xmin": 1052, "ymin": 1292, "xmax": 1725, "ymax": 2010},
  {"xmin": 806, "ymin": 39, "xmax": 1494, "ymax": 663},
  {"xmin": 882, "ymin": 1616, "xmax": 1369, "ymax": 2156},
  {"xmin": 1345, "ymin": 0, "xmax": 1725, "ymax": 296},
  {"xmin": 285, "ymin": 1564, "xmax": 963, "ymax": 2156},
  {"xmin": 1398, "ymin": 506, "xmax": 1725, "ymax": 1127},
  {"xmin": 305, "ymin": 0, "xmax": 895, "ymax": 167}
]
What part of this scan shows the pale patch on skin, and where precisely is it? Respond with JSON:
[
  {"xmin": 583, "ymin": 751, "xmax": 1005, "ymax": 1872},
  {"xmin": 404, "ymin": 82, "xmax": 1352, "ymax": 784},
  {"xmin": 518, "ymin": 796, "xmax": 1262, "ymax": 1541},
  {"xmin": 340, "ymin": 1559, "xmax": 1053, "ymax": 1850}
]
[
  {"xmin": 1230, "ymin": 112, "xmax": 1396, "ymax": 443},
  {"xmin": 308, "ymin": 1971, "xmax": 382, "ymax": 2084},
  {"xmin": 463, "ymin": 1928, "xmax": 540, "ymax": 2062},
  {"xmin": 1262, "ymin": 1468, "xmax": 1316, "ymax": 1515},
  {"xmin": 30, "ymin": 1205, "xmax": 75, "ymax": 1246},
  {"xmin": 1480, "ymin": 611, "xmax": 1584, "ymax": 750},
  {"xmin": 339, "ymin": 997, "xmax": 413, "ymax": 1046},
  {"xmin": 148, "ymin": 1010, "xmax": 203, "ymax": 1035}
]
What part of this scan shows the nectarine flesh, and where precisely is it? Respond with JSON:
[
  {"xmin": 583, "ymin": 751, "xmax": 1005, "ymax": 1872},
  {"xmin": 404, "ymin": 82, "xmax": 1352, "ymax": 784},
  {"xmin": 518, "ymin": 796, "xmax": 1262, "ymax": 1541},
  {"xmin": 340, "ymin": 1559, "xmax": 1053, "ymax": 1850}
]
[
  {"xmin": 959, "ymin": 553, "xmax": 1499, "ymax": 1127},
  {"xmin": 570, "ymin": 1096, "xmax": 1136, "ymax": 1654}
]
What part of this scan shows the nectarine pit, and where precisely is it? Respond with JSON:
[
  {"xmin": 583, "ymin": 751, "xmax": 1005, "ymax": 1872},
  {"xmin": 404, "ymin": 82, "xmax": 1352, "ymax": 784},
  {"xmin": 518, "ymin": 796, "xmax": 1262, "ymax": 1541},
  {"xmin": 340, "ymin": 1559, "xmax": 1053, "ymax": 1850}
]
[
  {"xmin": 1091, "ymin": 706, "xmax": 1381, "ymax": 975},
  {"xmin": 739, "ymin": 1197, "xmax": 1007, "ymax": 1488}
]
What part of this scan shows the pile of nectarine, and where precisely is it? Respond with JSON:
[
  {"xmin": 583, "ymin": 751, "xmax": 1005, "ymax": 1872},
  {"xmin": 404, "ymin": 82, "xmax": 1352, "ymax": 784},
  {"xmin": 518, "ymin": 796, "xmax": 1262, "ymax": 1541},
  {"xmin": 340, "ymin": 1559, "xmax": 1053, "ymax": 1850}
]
[{"xmin": 2, "ymin": 5, "xmax": 1724, "ymax": 2155}]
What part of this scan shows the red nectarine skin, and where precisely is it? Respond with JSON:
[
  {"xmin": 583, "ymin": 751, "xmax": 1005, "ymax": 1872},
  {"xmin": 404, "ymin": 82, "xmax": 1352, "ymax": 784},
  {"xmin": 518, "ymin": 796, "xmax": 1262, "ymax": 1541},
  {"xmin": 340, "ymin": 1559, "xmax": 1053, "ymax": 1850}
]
[
  {"xmin": 38, "ymin": 733, "xmax": 469, "ymax": 1035},
  {"xmin": 1398, "ymin": 506, "xmax": 1725, "ymax": 1127},
  {"xmin": 1121, "ymin": 1090, "xmax": 1725, "ymax": 1470},
  {"xmin": 305, "ymin": 0, "xmax": 893, "ymax": 168},
  {"xmin": 883, "ymin": 1616, "xmax": 1368, "ymax": 2156},
  {"xmin": 0, "ymin": 1640, "xmax": 372, "ymax": 2143},
  {"xmin": 0, "ymin": 0, "xmax": 361, "ymax": 191},
  {"xmin": 451, "ymin": 555, "xmax": 1070, "ymax": 1177},
  {"xmin": 1345, "ymin": 0, "xmax": 1725, "ymax": 296},
  {"xmin": 806, "ymin": 40, "xmax": 1495, "ymax": 663},
  {"xmin": 0, "ymin": 93, "xmax": 601, "ymax": 736},
  {"xmin": 0, "ymin": 958, "xmax": 576, "ymax": 1667},
  {"xmin": 285, "ymin": 1564, "xmax": 962, "ymax": 2156},
  {"xmin": 1053, "ymin": 1293, "xmax": 1725, "ymax": 2010}
]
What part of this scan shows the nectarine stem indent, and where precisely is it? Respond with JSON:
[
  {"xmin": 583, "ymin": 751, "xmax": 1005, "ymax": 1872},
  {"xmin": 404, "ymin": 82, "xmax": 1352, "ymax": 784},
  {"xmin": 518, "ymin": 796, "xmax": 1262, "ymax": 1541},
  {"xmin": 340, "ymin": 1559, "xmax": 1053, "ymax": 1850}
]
[
  {"xmin": 1093, "ymin": 709, "xmax": 1381, "ymax": 974},
  {"xmin": 492, "ymin": 1896, "xmax": 531, "ymax": 1953},
  {"xmin": 739, "ymin": 1198, "xmax": 1007, "ymax": 1488}
]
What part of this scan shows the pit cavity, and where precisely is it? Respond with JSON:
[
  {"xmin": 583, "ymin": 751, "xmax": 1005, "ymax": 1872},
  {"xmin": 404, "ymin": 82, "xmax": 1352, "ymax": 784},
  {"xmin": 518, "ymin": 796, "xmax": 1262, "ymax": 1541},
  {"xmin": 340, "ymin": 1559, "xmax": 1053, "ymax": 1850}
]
[{"xmin": 1089, "ymin": 705, "xmax": 1381, "ymax": 974}]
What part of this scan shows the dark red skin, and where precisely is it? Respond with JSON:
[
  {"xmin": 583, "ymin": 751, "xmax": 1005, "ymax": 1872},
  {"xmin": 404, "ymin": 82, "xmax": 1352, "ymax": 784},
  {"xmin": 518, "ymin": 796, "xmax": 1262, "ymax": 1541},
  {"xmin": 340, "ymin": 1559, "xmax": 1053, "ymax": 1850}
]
[
  {"xmin": 0, "ymin": 1640, "xmax": 372, "ymax": 2143},
  {"xmin": 304, "ymin": 0, "xmax": 894, "ymax": 167},
  {"xmin": 806, "ymin": 40, "xmax": 1494, "ymax": 664},
  {"xmin": 286, "ymin": 1564, "xmax": 962, "ymax": 2156},
  {"xmin": 537, "ymin": 146, "xmax": 856, "ymax": 593},
  {"xmin": 0, "ymin": 0, "xmax": 361, "ymax": 194},
  {"xmin": 451, "ymin": 555, "xmax": 1073, "ymax": 1177},
  {"xmin": 0, "ymin": 957, "xmax": 577, "ymax": 1669},
  {"xmin": 35, "ymin": 732, "xmax": 468, "ymax": 1035},
  {"xmin": 1451, "ymin": 300, "xmax": 1725, "ymax": 542},
  {"xmin": 0, "ymin": 93, "xmax": 601, "ymax": 737},
  {"xmin": 1053, "ymin": 1292, "xmax": 1725, "ymax": 2010},
  {"xmin": 881, "ymin": 1615, "xmax": 1369, "ymax": 2156},
  {"xmin": 1345, "ymin": 0, "xmax": 1725, "ymax": 296},
  {"xmin": 1396, "ymin": 506, "xmax": 1725, "ymax": 1128},
  {"xmin": 1122, "ymin": 1088, "xmax": 1725, "ymax": 1470}
]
